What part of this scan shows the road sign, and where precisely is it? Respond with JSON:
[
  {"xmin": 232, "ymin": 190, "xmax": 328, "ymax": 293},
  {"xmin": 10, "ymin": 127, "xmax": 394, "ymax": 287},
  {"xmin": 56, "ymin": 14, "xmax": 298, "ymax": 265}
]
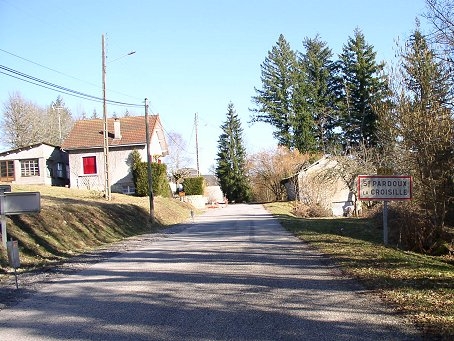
[
  {"xmin": 358, "ymin": 175, "xmax": 412, "ymax": 201},
  {"xmin": 1, "ymin": 192, "xmax": 41, "ymax": 215},
  {"xmin": 1, "ymin": 191, "xmax": 41, "ymax": 248}
]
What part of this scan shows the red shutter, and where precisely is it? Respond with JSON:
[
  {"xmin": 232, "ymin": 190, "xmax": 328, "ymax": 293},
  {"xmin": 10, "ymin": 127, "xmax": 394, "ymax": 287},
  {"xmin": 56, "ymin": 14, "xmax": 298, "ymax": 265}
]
[{"xmin": 83, "ymin": 156, "xmax": 97, "ymax": 174}]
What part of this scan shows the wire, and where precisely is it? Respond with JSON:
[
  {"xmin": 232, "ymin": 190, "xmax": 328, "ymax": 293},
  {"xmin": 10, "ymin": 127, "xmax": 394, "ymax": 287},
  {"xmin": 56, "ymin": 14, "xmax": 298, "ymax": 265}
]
[
  {"xmin": 0, "ymin": 64, "xmax": 143, "ymax": 108},
  {"xmin": 0, "ymin": 48, "xmax": 143, "ymax": 102}
]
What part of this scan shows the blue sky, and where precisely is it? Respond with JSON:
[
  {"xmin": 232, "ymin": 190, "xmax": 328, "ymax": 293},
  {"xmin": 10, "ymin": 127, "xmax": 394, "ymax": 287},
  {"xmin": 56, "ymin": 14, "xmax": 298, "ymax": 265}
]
[{"xmin": 0, "ymin": 0, "xmax": 428, "ymax": 173}]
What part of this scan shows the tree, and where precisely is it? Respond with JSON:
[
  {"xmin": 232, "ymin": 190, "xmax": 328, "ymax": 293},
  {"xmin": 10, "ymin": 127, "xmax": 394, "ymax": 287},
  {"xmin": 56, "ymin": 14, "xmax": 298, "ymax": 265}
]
[
  {"xmin": 1, "ymin": 93, "xmax": 74, "ymax": 148},
  {"xmin": 400, "ymin": 29, "xmax": 453, "ymax": 238},
  {"xmin": 250, "ymin": 34, "xmax": 300, "ymax": 149},
  {"xmin": 299, "ymin": 35, "xmax": 338, "ymax": 153},
  {"xmin": 165, "ymin": 131, "xmax": 193, "ymax": 184},
  {"xmin": 425, "ymin": 0, "xmax": 454, "ymax": 67},
  {"xmin": 216, "ymin": 102, "xmax": 250, "ymax": 202},
  {"xmin": 1, "ymin": 92, "xmax": 45, "ymax": 148},
  {"xmin": 247, "ymin": 146, "xmax": 312, "ymax": 202},
  {"xmin": 376, "ymin": 27, "xmax": 454, "ymax": 253},
  {"xmin": 47, "ymin": 96, "xmax": 74, "ymax": 145},
  {"xmin": 337, "ymin": 29, "xmax": 389, "ymax": 148}
]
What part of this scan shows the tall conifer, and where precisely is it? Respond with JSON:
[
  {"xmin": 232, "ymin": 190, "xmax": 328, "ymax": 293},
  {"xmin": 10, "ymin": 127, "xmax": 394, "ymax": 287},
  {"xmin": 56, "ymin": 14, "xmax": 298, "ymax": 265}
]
[
  {"xmin": 299, "ymin": 35, "xmax": 338, "ymax": 152},
  {"xmin": 216, "ymin": 102, "xmax": 250, "ymax": 203},
  {"xmin": 337, "ymin": 29, "xmax": 388, "ymax": 148},
  {"xmin": 250, "ymin": 34, "xmax": 299, "ymax": 149}
]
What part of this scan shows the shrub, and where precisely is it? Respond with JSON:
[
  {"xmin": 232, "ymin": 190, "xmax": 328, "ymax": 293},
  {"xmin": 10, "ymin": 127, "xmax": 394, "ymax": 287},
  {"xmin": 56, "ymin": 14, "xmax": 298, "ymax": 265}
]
[
  {"xmin": 130, "ymin": 151, "xmax": 170, "ymax": 197},
  {"xmin": 183, "ymin": 177, "xmax": 205, "ymax": 195},
  {"xmin": 385, "ymin": 202, "xmax": 449, "ymax": 254},
  {"xmin": 292, "ymin": 202, "xmax": 332, "ymax": 218}
]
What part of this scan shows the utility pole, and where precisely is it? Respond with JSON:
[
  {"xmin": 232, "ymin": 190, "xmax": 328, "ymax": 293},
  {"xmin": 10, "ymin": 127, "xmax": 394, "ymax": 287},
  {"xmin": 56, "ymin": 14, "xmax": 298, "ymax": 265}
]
[
  {"xmin": 102, "ymin": 34, "xmax": 111, "ymax": 201},
  {"xmin": 145, "ymin": 98, "xmax": 155, "ymax": 224},
  {"xmin": 195, "ymin": 112, "xmax": 200, "ymax": 176},
  {"xmin": 52, "ymin": 104, "xmax": 63, "ymax": 144}
]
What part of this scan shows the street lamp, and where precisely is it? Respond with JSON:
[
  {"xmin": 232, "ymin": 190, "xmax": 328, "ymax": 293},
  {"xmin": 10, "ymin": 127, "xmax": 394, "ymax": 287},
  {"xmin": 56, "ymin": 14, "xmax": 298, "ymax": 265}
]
[{"xmin": 101, "ymin": 34, "xmax": 135, "ymax": 201}]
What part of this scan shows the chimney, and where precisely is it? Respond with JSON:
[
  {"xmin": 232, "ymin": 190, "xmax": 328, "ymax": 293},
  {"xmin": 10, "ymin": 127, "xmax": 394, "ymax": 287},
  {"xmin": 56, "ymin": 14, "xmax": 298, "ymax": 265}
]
[{"xmin": 114, "ymin": 118, "xmax": 122, "ymax": 139}]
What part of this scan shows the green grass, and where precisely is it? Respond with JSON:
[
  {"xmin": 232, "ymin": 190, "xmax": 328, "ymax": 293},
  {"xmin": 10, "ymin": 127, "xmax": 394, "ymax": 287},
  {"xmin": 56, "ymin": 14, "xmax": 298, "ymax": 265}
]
[{"xmin": 265, "ymin": 202, "xmax": 454, "ymax": 340}]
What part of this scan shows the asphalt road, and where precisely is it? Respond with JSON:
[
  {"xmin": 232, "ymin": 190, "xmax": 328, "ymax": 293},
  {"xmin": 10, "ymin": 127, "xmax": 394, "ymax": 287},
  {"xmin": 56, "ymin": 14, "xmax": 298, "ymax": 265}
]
[{"xmin": 0, "ymin": 203, "xmax": 420, "ymax": 341}]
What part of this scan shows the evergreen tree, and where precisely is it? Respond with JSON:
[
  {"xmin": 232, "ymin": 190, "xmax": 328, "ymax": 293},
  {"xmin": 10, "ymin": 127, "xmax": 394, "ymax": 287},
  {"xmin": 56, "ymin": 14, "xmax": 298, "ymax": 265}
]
[
  {"xmin": 216, "ymin": 102, "xmax": 250, "ymax": 202},
  {"xmin": 47, "ymin": 96, "xmax": 74, "ymax": 145},
  {"xmin": 91, "ymin": 109, "xmax": 99, "ymax": 119},
  {"xmin": 299, "ymin": 35, "xmax": 338, "ymax": 153},
  {"xmin": 337, "ymin": 29, "xmax": 389, "ymax": 148},
  {"xmin": 250, "ymin": 34, "xmax": 299, "ymax": 149}
]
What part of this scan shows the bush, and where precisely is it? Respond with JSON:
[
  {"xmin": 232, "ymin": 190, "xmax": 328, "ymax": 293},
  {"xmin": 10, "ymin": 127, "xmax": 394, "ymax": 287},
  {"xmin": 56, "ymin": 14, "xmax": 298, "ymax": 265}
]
[
  {"xmin": 183, "ymin": 177, "xmax": 205, "ymax": 195},
  {"xmin": 292, "ymin": 202, "xmax": 332, "ymax": 218},
  {"xmin": 130, "ymin": 151, "xmax": 170, "ymax": 197},
  {"xmin": 385, "ymin": 202, "xmax": 448, "ymax": 254}
]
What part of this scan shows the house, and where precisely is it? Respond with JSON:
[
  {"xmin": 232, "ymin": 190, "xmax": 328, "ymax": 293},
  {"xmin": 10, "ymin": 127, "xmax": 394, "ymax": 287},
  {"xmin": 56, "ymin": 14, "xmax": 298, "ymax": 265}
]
[
  {"xmin": 203, "ymin": 174, "xmax": 224, "ymax": 204},
  {"xmin": 282, "ymin": 155, "xmax": 354, "ymax": 216},
  {"xmin": 61, "ymin": 115, "xmax": 168, "ymax": 194},
  {"xmin": 0, "ymin": 142, "xmax": 69, "ymax": 186}
]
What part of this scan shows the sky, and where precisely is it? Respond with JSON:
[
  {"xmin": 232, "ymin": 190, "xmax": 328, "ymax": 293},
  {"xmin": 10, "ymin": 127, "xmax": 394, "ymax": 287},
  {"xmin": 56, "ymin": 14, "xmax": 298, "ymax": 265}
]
[{"xmin": 0, "ymin": 0, "xmax": 429, "ymax": 174}]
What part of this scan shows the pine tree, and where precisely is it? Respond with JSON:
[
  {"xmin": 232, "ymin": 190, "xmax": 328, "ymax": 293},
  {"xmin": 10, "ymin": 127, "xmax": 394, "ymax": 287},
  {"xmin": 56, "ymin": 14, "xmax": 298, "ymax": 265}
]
[
  {"xmin": 299, "ymin": 35, "xmax": 338, "ymax": 153},
  {"xmin": 47, "ymin": 96, "xmax": 74, "ymax": 145},
  {"xmin": 216, "ymin": 102, "xmax": 250, "ymax": 203},
  {"xmin": 337, "ymin": 29, "xmax": 389, "ymax": 148},
  {"xmin": 250, "ymin": 34, "xmax": 299, "ymax": 149}
]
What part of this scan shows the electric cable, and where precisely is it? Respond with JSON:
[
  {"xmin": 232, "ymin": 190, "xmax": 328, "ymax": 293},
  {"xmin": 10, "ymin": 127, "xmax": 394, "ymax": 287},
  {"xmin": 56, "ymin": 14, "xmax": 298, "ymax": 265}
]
[{"xmin": 0, "ymin": 64, "xmax": 143, "ymax": 108}]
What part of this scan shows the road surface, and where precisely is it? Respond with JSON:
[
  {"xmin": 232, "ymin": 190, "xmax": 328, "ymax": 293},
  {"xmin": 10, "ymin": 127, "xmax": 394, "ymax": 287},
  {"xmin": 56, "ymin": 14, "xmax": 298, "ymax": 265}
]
[{"xmin": 0, "ymin": 204, "xmax": 420, "ymax": 340}]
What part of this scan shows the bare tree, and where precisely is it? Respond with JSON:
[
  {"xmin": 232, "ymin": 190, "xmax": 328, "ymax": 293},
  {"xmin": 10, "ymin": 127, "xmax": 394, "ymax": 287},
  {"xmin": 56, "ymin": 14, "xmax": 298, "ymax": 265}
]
[
  {"xmin": 1, "ymin": 93, "xmax": 74, "ymax": 148},
  {"xmin": 165, "ymin": 131, "xmax": 193, "ymax": 184},
  {"xmin": 247, "ymin": 146, "xmax": 311, "ymax": 202},
  {"xmin": 425, "ymin": 0, "xmax": 454, "ymax": 58},
  {"xmin": 1, "ymin": 92, "xmax": 45, "ymax": 148}
]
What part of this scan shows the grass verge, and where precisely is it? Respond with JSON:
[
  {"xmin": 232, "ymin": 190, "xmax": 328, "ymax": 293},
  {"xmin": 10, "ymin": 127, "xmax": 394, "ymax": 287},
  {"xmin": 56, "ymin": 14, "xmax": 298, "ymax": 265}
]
[
  {"xmin": 265, "ymin": 201, "xmax": 454, "ymax": 340},
  {"xmin": 0, "ymin": 184, "xmax": 195, "ymax": 271}
]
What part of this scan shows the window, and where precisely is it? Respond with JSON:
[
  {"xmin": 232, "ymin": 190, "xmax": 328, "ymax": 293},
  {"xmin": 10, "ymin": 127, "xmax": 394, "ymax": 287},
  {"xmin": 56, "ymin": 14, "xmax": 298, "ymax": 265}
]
[
  {"xmin": 82, "ymin": 156, "xmax": 97, "ymax": 175},
  {"xmin": 21, "ymin": 159, "xmax": 39, "ymax": 177},
  {"xmin": 56, "ymin": 162, "xmax": 65, "ymax": 178},
  {"xmin": 0, "ymin": 160, "xmax": 14, "ymax": 181}
]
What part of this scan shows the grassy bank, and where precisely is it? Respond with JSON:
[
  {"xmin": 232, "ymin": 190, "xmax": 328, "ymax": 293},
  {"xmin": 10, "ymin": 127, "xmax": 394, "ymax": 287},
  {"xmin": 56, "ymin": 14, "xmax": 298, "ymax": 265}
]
[
  {"xmin": 265, "ymin": 202, "xmax": 454, "ymax": 340},
  {"xmin": 0, "ymin": 184, "xmax": 194, "ymax": 271}
]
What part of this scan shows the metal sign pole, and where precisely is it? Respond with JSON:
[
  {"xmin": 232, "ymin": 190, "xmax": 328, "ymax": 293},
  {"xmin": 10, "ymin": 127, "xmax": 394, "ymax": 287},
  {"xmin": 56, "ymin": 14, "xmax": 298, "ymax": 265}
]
[
  {"xmin": 383, "ymin": 200, "xmax": 389, "ymax": 246},
  {"xmin": 0, "ymin": 189, "xmax": 7, "ymax": 248}
]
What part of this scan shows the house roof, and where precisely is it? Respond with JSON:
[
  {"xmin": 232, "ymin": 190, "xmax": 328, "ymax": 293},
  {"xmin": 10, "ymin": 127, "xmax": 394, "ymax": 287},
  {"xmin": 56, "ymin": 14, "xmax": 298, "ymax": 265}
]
[
  {"xmin": 0, "ymin": 142, "xmax": 60, "ymax": 157},
  {"xmin": 61, "ymin": 115, "xmax": 161, "ymax": 150}
]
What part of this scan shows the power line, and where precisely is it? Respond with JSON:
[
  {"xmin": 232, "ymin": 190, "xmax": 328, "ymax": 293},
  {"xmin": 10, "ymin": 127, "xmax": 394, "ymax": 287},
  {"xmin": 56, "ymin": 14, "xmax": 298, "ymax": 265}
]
[
  {"xmin": 0, "ymin": 64, "xmax": 143, "ymax": 108},
  {"xmin": 0, "ymin": 48, "xmax": 143, "ymax": 102}
]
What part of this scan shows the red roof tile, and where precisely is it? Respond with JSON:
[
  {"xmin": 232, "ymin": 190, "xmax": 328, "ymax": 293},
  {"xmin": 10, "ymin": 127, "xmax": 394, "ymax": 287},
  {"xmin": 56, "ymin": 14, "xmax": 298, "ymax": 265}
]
[{"xmin": 62, "ymin": 115, "xmax": 159, "ymax": 150}]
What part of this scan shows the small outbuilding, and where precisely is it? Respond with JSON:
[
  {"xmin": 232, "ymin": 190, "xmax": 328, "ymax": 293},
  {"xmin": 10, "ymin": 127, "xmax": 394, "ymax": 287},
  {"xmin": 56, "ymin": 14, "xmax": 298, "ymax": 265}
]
[
  {"xmin": 282, "ymin": 155, "xmax": 355, "ymax": 217},
  {"xmin": 0, "ymin": 142, "xmax": 69, "ymax": 186}
]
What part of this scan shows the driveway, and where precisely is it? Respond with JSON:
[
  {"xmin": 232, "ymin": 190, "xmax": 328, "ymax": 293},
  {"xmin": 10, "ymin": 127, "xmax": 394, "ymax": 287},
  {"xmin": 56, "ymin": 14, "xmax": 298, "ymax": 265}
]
[{"xmin": 0, "ymin": 204, "xmax": 420, "ymax": 340}]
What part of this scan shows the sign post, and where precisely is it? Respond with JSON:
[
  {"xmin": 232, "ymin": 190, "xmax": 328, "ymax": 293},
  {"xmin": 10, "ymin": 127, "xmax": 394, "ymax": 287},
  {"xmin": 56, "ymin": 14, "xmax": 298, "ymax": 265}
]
[
  {"xmin": 0, "ymin": 190, "xmax": 40, "ymax": 248},
  {"xmin": 0, "ymin": 185, "xmax": 11, "ymax": 248},
  {"xmin": 358, "ymin": 175, "xmax": 412, "ymax": 246}
]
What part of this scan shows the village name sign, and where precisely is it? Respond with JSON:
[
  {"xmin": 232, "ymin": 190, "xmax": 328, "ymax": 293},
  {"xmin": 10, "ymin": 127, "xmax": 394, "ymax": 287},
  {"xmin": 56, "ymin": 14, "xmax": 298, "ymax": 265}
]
[
  {"xmin": 357, "ymin": 175, "xmax": 412, "ymax": 246},
  {"xmin": 358, "ymin": 175, "xmax": 412, "ymax": 201}
]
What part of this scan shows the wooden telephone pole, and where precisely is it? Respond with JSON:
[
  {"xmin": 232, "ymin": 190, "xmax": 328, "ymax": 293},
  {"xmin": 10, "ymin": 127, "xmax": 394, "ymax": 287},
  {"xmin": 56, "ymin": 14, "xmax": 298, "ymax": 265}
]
[{"xmin": 195, "ymin": 113, "xmax": 200, "ymax": 176}]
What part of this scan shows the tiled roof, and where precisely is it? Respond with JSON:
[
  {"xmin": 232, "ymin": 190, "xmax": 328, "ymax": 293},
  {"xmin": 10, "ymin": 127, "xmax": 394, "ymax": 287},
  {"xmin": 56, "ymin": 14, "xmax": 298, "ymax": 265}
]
[{"xmin": 61, "ymin": 115, "xmax": 159, "ymax": 150}]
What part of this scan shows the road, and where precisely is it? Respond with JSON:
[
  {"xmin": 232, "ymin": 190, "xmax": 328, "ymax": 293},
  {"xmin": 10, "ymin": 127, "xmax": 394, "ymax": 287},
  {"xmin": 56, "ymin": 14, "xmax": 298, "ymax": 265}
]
[{"xmin": 0, "ymin": 204, "xmax": 420, "ymax": 341}]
